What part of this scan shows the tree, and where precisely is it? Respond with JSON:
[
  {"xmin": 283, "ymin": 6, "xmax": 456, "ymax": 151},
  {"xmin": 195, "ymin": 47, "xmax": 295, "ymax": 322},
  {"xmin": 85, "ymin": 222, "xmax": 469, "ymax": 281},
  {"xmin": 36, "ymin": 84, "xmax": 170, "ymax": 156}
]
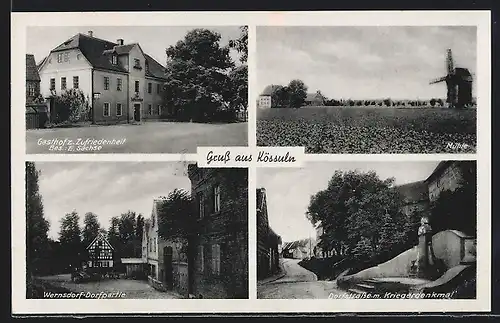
[
  {"xmin": 26, "ymin": 162, "xmax": 50, "ymax": 278},
  {"xmin": 271, "ymin": 85, "xmax": 289, "ymax": 108},
  {"xmin": 157, "ymin": 189, "xmax": 196, "ymax": 290},
  {"xmin": 119, "ymin": 211, "xmax": 138, "ymax": 258},
  {"xmin": 82, "ymin": 212, "xmax": 101, "ymax": 247},
  {"xmin": 228, "ymin": 65, "xmax": 248, "ymax": 115},
  {"xmin": 287, "ymin": 79, "xmax": 307, "ymax": 108},
  {"xmin": 228, "ymin": 26, "xmax": 248, "ymax": 64},
  {"xmin": 163, "ymin": 28, "xmax": 235, "ymax": 122},
  {"xmin": 306, "ymin": 170, "xmax": 408, "ymax": 265},
  {"xmin": 58, "ymin": 211, "xmax": 83, "ymax": 270},
  {"xmin": 383, "ymin": 98, "xmax": 392, "ymax": 107},
  {"xmin": 430, "ymin": 98, "xmax": 436, "ymax": 107},
  {"xmin": 52, "ymin": 88, "xmax": 91, "ymax": 124},
  {"xmin": 107, "ymin": 216, "xmax": 121, "ymax": 256}
]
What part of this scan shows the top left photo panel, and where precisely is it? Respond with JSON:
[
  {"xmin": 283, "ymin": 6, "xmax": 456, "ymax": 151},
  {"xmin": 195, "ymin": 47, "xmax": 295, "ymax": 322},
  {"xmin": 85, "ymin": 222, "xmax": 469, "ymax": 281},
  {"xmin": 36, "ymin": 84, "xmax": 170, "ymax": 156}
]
[{"xmin": 25, "ymin": 26, "xmax": 248, "ymax": 154}]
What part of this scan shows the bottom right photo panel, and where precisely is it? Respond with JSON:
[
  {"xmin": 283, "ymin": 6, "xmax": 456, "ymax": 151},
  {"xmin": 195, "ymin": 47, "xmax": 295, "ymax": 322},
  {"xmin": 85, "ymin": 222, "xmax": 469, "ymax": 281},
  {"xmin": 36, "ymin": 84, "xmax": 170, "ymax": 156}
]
[{"xmin": 256, "ymin": 160, "xmax": 477, "ymax": 300}]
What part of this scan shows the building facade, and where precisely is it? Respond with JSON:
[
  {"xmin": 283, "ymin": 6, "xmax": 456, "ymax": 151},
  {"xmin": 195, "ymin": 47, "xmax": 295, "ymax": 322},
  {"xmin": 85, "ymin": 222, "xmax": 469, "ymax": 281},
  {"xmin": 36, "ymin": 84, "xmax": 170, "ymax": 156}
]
[
  {"xmin": 256, "ymin": 188, "xmax": 282, "ymax": 280},
  {"xmin": 425, "ymin": 161, "xmax": 469, "ymax": 202},
  {"xmin": 37, "ymin": 31, "xmax": 167, "ymax": 124},
  {"xmin": 305, "ymin": 92, "xmax": 325, "ymax": 106},
  {"xmin": 86, "ymin": 233, "xmax": 114, "ymax": 269},
  {"xmin": 188, "ymin": 165, "xmax": 248, "ymax": 299},
  {"xmin": 142, "ymin": 199, "xmax": 190, "ymax": 296},
  {"xmin": 396, "ymin": 180, "xmax": 430, "ymax": 217},
  {"xmin": 26, "ymin": 54, "xmax": 41, "ymax": 103}
]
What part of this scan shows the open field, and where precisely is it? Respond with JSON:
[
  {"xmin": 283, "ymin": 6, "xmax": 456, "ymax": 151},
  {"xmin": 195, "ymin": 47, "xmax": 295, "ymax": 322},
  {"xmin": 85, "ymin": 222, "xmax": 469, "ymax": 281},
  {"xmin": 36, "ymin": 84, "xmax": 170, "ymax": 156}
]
[
  {"xmin": 257, "ymin": 107, "xmax": 476, "ymax": 154},
  {"xmin": 26, "ymin": 121, "xmax": 248, "ymax": 154}
]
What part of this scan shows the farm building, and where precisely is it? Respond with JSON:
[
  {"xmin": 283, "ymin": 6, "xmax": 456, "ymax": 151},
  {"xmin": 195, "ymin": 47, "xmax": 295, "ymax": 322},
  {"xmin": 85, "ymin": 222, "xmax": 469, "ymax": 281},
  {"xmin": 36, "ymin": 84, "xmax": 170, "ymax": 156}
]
[
  {"xmin": 259, "ymin": 85, "xmax": 281, "ymax": 108},
  {"xmin": 304, "ymin": 91, "xmax": 325, "ymax": 106},
  {"xmin": 86, "ymin": 233, "xmax": 114, "ymax": 269},
  {"xmin": 121, "ymin": 258, "xmax": 145, "ymax": 277}
]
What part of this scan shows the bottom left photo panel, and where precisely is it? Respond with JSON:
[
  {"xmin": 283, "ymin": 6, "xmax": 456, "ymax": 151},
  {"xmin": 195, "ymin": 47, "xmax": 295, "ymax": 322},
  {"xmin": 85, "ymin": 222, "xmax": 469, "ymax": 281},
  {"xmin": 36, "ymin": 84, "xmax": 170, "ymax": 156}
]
[{"xmin": 25, "ymin": 161, "xmax": 249, "ymax": 300}]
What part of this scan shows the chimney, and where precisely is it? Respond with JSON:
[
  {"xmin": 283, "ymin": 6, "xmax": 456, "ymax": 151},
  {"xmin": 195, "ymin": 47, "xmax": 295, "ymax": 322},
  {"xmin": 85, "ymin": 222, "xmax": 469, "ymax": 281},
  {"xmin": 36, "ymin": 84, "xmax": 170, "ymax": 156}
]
[
  {"xmin": 88, "ymin": 30, "xmax": 93, "ymax": 37},
  {"xmin": 117, "ymin": 39, "xmax": 124, "ymax": 46}
]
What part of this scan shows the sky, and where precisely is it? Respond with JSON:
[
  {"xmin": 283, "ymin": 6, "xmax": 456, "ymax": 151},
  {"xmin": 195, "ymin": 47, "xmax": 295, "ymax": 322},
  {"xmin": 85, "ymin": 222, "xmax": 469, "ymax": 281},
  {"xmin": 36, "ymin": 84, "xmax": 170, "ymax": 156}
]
[
  {"xmin": 34, "ymin": 162, "xmax": 192, "ymax": 240},
  {"xmin": 26, "ymin": 26, "xmax": 243, "ymax": 68},
  {"xmin": 257, "ymin": 26, "xmax": 477, "ymax": 100},
  {"xmin": 257, "ymin": 161, "xmax": 440, "ymax": 243}
]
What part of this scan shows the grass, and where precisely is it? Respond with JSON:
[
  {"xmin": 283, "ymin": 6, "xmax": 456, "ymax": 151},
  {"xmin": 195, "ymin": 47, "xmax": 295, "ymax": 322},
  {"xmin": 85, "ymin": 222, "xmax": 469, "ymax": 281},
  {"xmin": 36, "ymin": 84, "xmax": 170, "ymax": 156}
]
[{"xmin": 257, "ymin": 106, "xmax": 476, "ymax": 154}]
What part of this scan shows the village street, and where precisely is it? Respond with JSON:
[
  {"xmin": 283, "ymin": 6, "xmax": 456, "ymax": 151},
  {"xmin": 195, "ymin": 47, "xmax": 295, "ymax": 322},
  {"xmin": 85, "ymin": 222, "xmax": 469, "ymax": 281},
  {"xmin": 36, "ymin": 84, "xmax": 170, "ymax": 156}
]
[
  {"xmin": 26, "ymin": 122, "xmax": 248, "ymax": 154},
  {"xmin": 36, "ymin": 274, "xmax": 182, "ymax": 299},
  {"xmin": 257, "ymin": 258, "xmax": 344, "ymax": 299}
]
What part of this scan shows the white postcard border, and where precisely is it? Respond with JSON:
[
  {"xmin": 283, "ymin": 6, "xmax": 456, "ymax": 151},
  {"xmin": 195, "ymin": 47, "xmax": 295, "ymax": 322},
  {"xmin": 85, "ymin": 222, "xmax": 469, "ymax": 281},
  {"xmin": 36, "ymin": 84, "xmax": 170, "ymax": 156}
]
[{"xmin": 12, "ymin": 10, "xmax": 491, "ymax": 314}]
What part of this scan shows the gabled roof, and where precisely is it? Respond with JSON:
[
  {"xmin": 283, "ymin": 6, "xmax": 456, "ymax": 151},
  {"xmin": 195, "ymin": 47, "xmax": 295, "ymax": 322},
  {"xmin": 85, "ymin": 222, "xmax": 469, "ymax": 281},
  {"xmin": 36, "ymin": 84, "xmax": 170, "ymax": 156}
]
[
  {"xmin": 425, "ymin": 161, "xmax": 453, "ymax": 183},
  {"xmin": 306, "ymin": 92, "xmax": 325, "ymax": 102},
  {"xmin": 26, "ymin": 54, "xmax": 40, "ymax": 81},
  {"xmin": 49, "ymin": 33, "xmax": 127, "ymax": 73},
  {"xmin": 396, "ymin": 180, "xmax": 429, "ymax": 203},
  {"xmin": 86, "ymin": 232, "xmax": 114, "ymax": 250},
  {"xmin": 256, "ymin": 188, "xmax": 266, "ymax": 212},
  {"xmin": 144, "ymin": 54, "xmax": 167, "ymax": 80}
]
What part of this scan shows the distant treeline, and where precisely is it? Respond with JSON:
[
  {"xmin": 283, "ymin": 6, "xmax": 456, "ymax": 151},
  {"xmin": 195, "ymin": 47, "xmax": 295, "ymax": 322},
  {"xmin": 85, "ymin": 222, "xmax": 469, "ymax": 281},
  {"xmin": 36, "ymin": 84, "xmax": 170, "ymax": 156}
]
[{"xmin": 323, "ymin": 98, "xmax": 446, "ymax": 107}]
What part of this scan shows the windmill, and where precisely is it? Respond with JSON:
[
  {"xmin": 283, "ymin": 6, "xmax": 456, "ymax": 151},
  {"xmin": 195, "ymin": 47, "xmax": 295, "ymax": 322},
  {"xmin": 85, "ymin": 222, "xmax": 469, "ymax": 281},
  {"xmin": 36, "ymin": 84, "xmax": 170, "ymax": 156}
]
[{"xmin": 429, "ymin": 49, "xmax": 473, "ymax": 109}]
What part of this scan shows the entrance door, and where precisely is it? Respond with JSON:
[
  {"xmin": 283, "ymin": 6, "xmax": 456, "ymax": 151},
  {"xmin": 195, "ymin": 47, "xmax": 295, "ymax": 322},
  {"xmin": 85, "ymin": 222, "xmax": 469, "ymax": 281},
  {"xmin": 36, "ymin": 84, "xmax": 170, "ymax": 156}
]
[
  {"xmin": 134, "ymin": 104, "xmax": 141, "ymax": 122},
  {"xmin": 164, "ymin": 246, "xmax": 173, "ymax": 289}
]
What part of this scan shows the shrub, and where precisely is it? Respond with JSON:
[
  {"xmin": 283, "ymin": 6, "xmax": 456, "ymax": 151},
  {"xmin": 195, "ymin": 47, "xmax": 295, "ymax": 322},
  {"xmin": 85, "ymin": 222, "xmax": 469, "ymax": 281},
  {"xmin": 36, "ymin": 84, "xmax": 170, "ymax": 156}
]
[{"xmin": 51, "ymin": 89, "xmax": 91, "ymax": 124}]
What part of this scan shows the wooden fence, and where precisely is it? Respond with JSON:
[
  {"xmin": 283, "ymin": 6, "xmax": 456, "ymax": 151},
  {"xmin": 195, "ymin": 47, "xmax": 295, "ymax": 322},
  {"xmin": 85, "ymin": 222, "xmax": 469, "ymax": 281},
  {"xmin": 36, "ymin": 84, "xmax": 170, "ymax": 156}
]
[{"xmin": 26, "ymin": 103, "xmax": 49, "ymax": 129}]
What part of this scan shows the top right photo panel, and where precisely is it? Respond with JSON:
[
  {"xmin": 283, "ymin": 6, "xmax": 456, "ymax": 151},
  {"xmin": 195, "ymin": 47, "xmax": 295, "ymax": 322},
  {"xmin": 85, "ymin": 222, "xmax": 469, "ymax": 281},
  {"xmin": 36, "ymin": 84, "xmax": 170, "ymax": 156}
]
[{"xmin": 256, "ymin": 26, "xmax": 477, "ymax": 154}]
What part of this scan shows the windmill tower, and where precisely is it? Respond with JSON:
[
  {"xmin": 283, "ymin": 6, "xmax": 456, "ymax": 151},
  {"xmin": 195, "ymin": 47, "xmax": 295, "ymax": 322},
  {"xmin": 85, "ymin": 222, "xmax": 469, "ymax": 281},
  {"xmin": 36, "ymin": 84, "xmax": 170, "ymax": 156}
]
[{"xmin": 429, "ymin": 49, "xmax": 473, "ymax": 109}]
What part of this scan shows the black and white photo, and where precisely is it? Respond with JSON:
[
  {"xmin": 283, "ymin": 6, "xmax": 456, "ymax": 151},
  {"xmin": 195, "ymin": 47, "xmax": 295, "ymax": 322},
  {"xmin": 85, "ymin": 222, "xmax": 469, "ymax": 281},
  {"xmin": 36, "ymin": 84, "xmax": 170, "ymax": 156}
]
[
  {"xmin": 256, "ymin": 26, "xmax": 477, "ymax": 154},
  {"xmin": 26, "ymin": 161, "xmax": 248, "ymax": 299},
  {"xmin": 25, "ymin": 26, "xmax": 248, "ymax": 153},
  {"xmin": 257, "ymin": 161, "xmax": 477, "ymax": 299}
]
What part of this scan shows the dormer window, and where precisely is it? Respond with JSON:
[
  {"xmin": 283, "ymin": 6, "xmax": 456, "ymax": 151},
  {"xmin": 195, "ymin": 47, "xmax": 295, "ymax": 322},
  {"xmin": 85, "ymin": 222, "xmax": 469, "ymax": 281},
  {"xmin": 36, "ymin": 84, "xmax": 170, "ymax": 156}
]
[
  {"xmin": 133, "ymin": 58, "xmax": 142, "ymax": 69},
  {"xmin": 112, "ymin": 55, "xmax": 118, "ymax": 65}
]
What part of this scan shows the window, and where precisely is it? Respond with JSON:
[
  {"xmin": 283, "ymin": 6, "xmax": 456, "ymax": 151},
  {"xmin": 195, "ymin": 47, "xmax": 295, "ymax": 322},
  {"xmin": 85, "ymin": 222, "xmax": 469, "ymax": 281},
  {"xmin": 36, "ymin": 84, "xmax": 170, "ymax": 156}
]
[
  {"xmin": 104, "ymin": 76, "xmax": 110, "ymax": 90},
  {"xmin": 157, "ymin": 83, "xmax": 161, "ymax": 93},
  {"xmin": 27, "ymin": 83, "xmax": 35, "ymax": 97},
  {"xmin": 61, "ymin": 77, "xmax": 66, "ymax": 90},
  {"xmin": 148, "ymin": 104, "xmax": 153, "ymax": 115},
  {"xmin": 211, "ymin": 244, "xmax": 221, "ymax": 275},
  {"xmin": 112, "ymin": 55, "xmax": 117, "ymax": 65},
  {"xmin": 116, "ymin": 103, "xmax": 122, "ymax": 116},
  {"xmin": 198, "ymin": 245, "xmax": 204, "ymax": 273},
  {"xmin": 77, "ymin": 54, "xmax": 82, "ymax": 60},
  {"xmin": 103, "ymin": 103, "xmax": 110, "ymax": 116},
  {"xmin": 156, "ymin": 105, "xmax": 161, "ymax": 115},
  {"xmin": 214, "ymin": 185, "xmax": 221, "ymax": 213},
  {"xmin": 147, "ymin": 82, "xmax": 152, "ymax": 94},
  {"xmin": 57, "ymin": 53, "xmax": 63, "ymax": 63},
  {"xmin": 134, "ymin": 58, "xmax": 141, "ymax": 68},
  {"xmin": 49, "ymin": 78, "xmax": 55, "ymax": 90},
  {"xmin": 64, "ymin": 52, "xmax": 69, "ymax": 62},
  {"xmin": 198, "ymin": 192, "xmax": 204, "ymax": 219},
  {"xmin": 135, "ymin": 80, "xmax": 139, "ymax": 93},
  {"xmin": 153, "ymin": 237, "xmax": 157, "ymax": 252},
  {"xmin": 117, "ymin": 78, "xmax": 122, "ymax": 91},
  {"xmin": 73, "ymin": 76, "xmax": 79, "ymax": 89}
]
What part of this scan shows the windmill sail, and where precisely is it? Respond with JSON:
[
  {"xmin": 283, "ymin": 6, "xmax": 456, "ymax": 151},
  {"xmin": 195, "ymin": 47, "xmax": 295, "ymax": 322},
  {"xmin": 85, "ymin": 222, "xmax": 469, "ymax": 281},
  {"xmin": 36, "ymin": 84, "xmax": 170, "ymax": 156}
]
[{"xmin": 446, "ymin": 48, "xmax": 454, "ymax": 75}]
